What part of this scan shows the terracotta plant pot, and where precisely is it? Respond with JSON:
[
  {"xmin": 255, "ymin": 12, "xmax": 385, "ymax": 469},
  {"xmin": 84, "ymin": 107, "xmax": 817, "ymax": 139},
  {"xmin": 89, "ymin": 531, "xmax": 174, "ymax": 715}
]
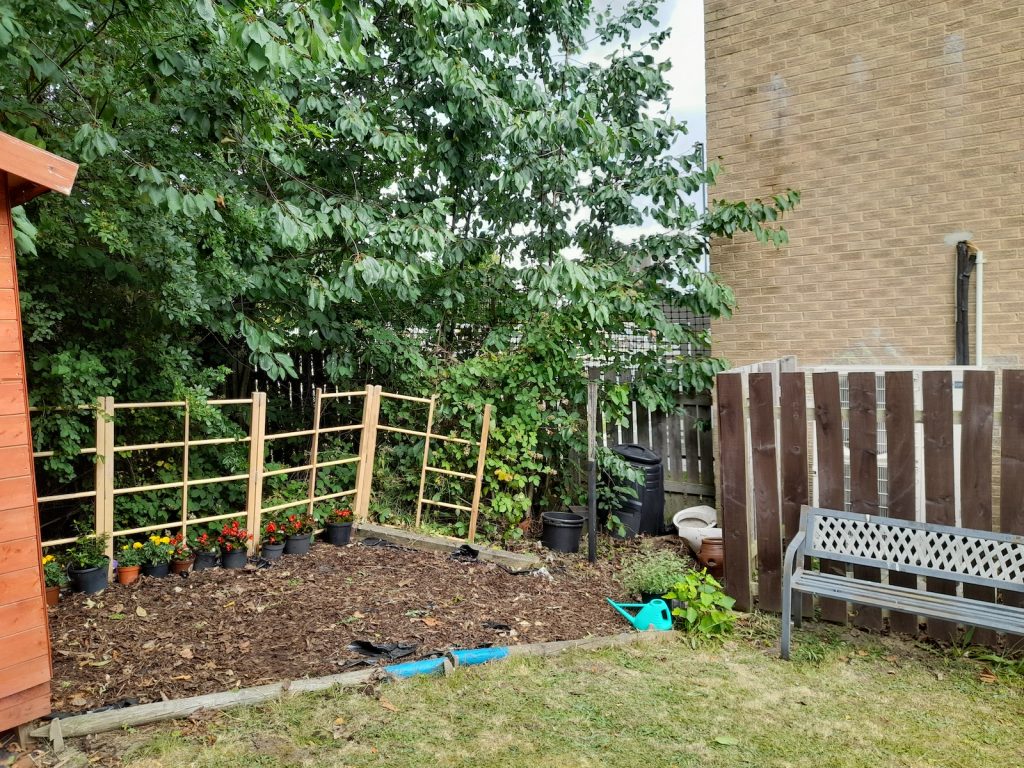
[
  {"xmin": 117, "ymin": 565, "xmax": 140, "ymax": 585},
  {"xmin": 697, "ymin": 537, "xmax": 725, "ymax": 579},
  {"xmin": 170, "ymin": 558, "xmax": 194, "ymax": 574},
  {"xmin": 45, "ymin": 585, "xmax": 60, "ymax": 607}
]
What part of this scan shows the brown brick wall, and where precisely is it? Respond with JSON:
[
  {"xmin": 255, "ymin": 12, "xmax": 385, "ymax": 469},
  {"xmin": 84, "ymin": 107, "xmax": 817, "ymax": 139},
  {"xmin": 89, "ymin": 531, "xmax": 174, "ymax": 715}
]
[{"xmin": 705, "ymin": 0, "xmax": 1024, "ymax": 368}]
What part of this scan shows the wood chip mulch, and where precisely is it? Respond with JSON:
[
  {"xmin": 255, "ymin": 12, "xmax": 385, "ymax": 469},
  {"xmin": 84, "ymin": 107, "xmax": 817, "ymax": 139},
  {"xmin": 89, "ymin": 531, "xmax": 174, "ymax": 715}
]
[{"xmin": 48, "ymin": 541, "xmax": 629, "ymax": 714}]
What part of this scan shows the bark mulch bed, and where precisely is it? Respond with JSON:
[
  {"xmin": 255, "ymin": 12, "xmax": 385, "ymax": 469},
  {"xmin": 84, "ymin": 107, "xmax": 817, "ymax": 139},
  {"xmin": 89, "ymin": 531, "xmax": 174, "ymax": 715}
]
[{"xmin": 49, "ymin": 540, "xmax": 630, "ymax": 714}]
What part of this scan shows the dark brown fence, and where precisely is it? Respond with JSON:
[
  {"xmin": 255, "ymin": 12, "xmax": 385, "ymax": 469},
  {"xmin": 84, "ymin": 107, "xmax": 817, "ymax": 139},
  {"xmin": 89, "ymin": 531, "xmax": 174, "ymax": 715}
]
[{"xmin": 716, "ymin": 367, "xmax": 1024, "ymax": 646}]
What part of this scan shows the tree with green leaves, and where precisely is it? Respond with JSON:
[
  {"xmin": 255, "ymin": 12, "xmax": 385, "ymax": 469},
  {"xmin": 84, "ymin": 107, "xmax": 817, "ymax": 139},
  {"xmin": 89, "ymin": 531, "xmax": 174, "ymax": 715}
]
[{"xmin": 2, "ymin": 0, "xmax": 797, "ymax": 539}]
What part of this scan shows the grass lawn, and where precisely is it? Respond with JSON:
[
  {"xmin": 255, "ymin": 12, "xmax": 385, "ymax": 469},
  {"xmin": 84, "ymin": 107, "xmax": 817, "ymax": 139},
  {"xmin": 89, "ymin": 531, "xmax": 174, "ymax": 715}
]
[{"xmin": 82, "ymin": 619, "xmax": 1022, "ymax": 768}]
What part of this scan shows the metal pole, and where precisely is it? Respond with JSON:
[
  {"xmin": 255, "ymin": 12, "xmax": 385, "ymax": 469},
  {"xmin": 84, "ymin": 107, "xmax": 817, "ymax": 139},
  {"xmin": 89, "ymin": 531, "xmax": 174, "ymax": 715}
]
[{"xmin": 586, "ymin": 368, "xmax": 600, "ymax": 564}]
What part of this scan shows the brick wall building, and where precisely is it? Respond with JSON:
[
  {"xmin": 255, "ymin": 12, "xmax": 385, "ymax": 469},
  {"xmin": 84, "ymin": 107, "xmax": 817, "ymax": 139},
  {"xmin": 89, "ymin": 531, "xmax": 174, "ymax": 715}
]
[{"xmin": 705, "ymin": 1, "xmax": 1023, "ymax": 368}]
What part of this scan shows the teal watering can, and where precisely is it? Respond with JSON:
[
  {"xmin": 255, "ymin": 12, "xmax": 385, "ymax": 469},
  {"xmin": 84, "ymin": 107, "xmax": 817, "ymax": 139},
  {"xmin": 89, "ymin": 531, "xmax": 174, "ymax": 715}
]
[{"xmin": 606, "ymin": 598, "xmax": 673, "ymax": 631}]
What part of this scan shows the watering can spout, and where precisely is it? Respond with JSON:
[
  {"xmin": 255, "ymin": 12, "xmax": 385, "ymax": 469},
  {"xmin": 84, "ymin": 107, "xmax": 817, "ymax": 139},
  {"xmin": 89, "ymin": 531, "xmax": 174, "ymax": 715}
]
[{"xmin": 605, "ymin": 598, "xmax": 673, "ymax": 632}]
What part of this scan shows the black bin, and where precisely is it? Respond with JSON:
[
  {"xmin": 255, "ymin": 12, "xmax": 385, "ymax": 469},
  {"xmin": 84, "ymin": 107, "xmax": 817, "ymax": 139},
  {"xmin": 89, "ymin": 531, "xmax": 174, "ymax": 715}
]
[{"xmin": 610, "ymin": 443, "xmax": 665, "ymax": 537}]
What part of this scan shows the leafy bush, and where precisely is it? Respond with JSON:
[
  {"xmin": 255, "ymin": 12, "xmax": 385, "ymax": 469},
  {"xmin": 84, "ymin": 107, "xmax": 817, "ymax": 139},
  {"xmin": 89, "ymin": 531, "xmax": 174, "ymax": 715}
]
[
  {"xmin": 42, "ymin": 554, "xmax": 69, "ymax": 588},
  {"xmin": 665, "ymin": 569, "xmax": 738, "ymax": 638},
  {"xmin": 66, "ymin": 531, "xmax": 109, "ymax": 570},
  {"xmin": 619, "ymin": 550, "xmax": 690, "ymax": 597}
]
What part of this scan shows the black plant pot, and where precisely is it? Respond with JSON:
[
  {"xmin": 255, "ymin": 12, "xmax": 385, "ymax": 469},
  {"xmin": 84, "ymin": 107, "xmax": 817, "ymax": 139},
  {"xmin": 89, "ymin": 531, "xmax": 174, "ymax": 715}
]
[
  {"xmin": 221, "ymin": 549, "xmax": 248, "ymax": 569},
  {"xmin": 69, "ymin": 560, "xmax": 109, "ymax": 594},
  {"xmin": 640, "ymin": 591, "xmax": 668, "ymax": 604},
  {"xmin": 540, "ymin": 511, "xmax": 584, "ymax": 554},
  {"xmin": 262, "ymin": 542, "xmax": 285, "ymax": 561},
  {"xmin": 284, "ymin": 534, "xmax": 312, "ymax": 555},
  {"xmin": 193, "ymin": 551, "xmax": 219, "ymax": 571},
  {"xmin": 324, "ymin": 522, "xmax": 352, "ymax": 546},
  {"xmin": 141, "ymin": 562, "xmax": 170, "ymax": 578}
]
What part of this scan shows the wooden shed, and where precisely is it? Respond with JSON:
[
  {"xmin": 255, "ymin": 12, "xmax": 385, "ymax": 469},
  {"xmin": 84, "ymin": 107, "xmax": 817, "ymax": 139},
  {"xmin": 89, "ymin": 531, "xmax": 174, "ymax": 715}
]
[{"xmin": 0, "ymin": 132, "xmax": 78, "ymax": 734}]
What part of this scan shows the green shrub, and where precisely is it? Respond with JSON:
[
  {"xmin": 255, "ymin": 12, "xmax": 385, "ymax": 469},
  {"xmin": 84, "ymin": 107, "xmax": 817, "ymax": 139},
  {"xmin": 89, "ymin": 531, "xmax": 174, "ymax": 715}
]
[
  {"xmin": 619, "ymin": 550, "xmax": 690, "ymax": 597},
  {"xmin": 665, "ymin": 569, "xmax": 737, "ymax": 637}
]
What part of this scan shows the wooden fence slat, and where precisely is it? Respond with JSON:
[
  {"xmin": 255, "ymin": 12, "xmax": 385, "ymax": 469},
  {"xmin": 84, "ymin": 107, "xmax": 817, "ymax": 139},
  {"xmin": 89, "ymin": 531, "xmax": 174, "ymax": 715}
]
[
  {"xmin": 922, "ymin": 370, "xmax": 957, "ymax": 644},
  {"xmin": 848, "ymin": 372, "xmax": 882, "ymax": 630},
  {"xmin": 684, "ymin": 403, "xmax": 700, "ymax": 484},
  {"xmin": 999, "ymin": 370, "xmax": 1024, "ymax": 651},
  {"xmin": 959, "ymin": 370, "xmax": 996, "ymax": 647},
  {"xmin": 779, "ymin": 373, "xmax": 811, "ymax": 618},
  {"xmin": 812, "ymin": 372, "xmax": 848, "ymax": 624},
  {"xmin": 668, "ymin": 406, "xmax": 683, "ymax": 485},
  {"xmin": 716, "ymin": 373, "xmax": 751, "ymax": 611},
  {"xmin": 749, "ymin": 373, "xmax": 782, "ymax": 612},
  {"xmin": 883, "ymin": 371, "xmax": 919, "ymax": 636},
  {"xmin": 698, "ymin": 404, "xmax": 714, "ymax": 488}
]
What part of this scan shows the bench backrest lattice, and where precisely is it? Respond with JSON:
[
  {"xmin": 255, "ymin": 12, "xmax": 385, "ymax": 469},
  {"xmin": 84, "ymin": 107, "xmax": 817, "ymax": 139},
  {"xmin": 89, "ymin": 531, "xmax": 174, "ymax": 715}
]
[{"xmin": 803, "ymin": 507, "xmax": 1024, "ymax": 592}]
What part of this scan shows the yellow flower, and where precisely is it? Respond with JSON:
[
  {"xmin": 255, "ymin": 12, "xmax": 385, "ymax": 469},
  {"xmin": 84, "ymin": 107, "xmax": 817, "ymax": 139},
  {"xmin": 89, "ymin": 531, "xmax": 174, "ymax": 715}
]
[
  {"xmin": 160, "ymin": 536, "xmax": 171, "ymax": 545},
  {"xmin": 133, "ymin": 541, "xmax": 143, "ymax": 549},
  {"xmin": 42, "ymin": 555, "xmax": 54, "ymax": 565},
  {"xmin": 149, "ymin": 535, "xmax": 158, "ymax": 543}
]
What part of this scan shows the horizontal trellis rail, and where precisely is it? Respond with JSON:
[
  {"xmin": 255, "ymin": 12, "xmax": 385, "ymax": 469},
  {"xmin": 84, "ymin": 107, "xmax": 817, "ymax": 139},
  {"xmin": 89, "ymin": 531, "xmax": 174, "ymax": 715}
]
[
  {"xmin": 33, "ymin": 386, "xmax": 495, "ymax": 560},
  {"xmin": 716, "ymin": 367, "xmax": 1024, "ymax": 649}
]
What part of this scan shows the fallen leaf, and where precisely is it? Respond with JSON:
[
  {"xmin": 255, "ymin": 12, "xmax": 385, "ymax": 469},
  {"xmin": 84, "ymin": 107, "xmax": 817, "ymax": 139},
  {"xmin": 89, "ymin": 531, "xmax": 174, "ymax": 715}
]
[
  {"xmin": 714, "ymin": 736, "xmax": 739, "ymax": 746},
  {"xmin": 334, "ymin": 717, "xmax": 346, "ymax": 726},
  {"xmin": 379, "ymin": 697, "xmax": 399, "ymax": 712},
  {"xmin": 142, "ymin": 640, "xmax": 157, "ymax": 651},
  {"xmin": 421, "ymin": 617, "xmax": 441, "ymax": 627},
  {"xmin": 979, "ymin": 672, "xmax": 998, "ymax": 684},
  {"xmin": 136, "ymin": 606, "xmax": 148, "ymax": 618},
  {"xmin": 69, "ymin": 695, "xmax": 87, "ymax": 708},
  {"xmin": 180, "ymin": 647, "xmax": 195, "ymax": 659}
]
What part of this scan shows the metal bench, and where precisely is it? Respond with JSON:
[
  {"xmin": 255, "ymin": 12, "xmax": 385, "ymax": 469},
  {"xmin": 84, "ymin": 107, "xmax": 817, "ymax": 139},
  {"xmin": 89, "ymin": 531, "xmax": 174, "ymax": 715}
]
[{"xmin": 781, "ymin": 505, "xmax": 1024, "ymax": 659}]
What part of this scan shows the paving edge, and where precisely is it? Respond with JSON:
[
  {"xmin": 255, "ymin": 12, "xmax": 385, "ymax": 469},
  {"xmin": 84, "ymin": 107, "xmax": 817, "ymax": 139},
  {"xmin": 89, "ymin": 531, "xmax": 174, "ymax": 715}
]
[{"xmin": 354, "ymin": 522, "xmax": 540, "ymax": 569}]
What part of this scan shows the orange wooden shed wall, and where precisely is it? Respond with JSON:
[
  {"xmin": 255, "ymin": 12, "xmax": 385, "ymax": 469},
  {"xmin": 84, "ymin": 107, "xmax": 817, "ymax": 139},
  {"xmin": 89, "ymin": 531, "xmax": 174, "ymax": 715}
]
[{"xmin": 0, "ymin": 174, "xmax": 52, "ymax": 731}]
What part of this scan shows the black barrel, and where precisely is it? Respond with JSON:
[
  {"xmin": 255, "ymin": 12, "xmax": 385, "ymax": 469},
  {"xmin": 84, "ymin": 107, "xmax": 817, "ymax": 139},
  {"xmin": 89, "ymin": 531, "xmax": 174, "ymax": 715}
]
[
  {"xmin": 611, "ymin": 443, "xmax": 665, "ymax": 536},
  {"xmin": 541, "ymin": 511, "xmax": 584, "ymax": 553}
]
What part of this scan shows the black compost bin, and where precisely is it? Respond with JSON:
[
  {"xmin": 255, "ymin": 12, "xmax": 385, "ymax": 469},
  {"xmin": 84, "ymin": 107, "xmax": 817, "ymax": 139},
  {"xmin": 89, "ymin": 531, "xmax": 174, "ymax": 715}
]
[{"xmin": 610, "ymin": 443, "xmax": 665, "ymax": 536}]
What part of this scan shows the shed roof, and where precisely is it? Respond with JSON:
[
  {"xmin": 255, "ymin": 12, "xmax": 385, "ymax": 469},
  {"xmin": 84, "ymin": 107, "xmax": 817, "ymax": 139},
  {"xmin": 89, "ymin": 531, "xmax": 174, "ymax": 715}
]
[{"xmin": 1, "ymin": 131, "xmax": 79, "ymax": 206}]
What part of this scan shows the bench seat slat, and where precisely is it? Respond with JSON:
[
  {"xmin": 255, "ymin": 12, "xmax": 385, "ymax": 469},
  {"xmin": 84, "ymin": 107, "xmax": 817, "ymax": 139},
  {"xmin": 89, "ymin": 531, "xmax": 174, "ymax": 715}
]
[{"xmin": 792, "ymin": 571, "xmax": 1024, "ymax": 634}]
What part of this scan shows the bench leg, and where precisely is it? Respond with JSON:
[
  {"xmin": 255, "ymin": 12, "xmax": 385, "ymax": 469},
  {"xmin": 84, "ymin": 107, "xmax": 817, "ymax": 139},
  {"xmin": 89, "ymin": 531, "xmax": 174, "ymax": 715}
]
[{"xmin": 781, "ymin": 579, "xmax": 793, "ymax": 660}]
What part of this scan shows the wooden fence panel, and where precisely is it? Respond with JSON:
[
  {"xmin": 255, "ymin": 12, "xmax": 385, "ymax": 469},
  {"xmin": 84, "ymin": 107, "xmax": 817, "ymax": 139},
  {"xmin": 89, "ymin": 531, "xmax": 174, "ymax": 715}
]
[
  {"xmin": 778, "ymin": 373, "xmax": 811, "ymax": 617},
  {"xmin": 883, "ymin": 371, "xmax": 919, "ymax": 636},
  {"xmin": 922, "ymin": 371, "xmax": 957, "ymax": 644},
  {"xmin": 999, "ymin": 370, "xmax": 1024, "ymax": 650},
  {"xmin": 716, "ymin": 373, "xmax": 751, "ymax": 611},
  {"xmin": 684, "ymin": 403, "xmax": 700, "ymax": 486},
  {"xmin": 848, "ymin": 372, "xmax": 882, "ymax": 630},
  {"xmin": 959, "ymin": 370, "xmax": 996, "ymax": 647},
  {"xmin": 698, "ymin": 402, "xmax": 714, "ymax": 487},
  {"xmin": 749, "ymin": 373, "xmax": 782, "ymax": 612},
  {"xmin": 812, "ymin": 372, "xmax": 848, "ymax": 624}
]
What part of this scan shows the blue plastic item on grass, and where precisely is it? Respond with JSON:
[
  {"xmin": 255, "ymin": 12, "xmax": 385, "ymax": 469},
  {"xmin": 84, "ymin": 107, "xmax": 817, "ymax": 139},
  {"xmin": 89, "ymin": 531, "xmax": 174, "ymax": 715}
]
[
  {"xmin": 449, "ymin": 647, "xmax": 509, "ymax": 666},
  {"xmin": 385, "ymin": 657, "xmax": 447, "ymax": 678},
  {"xmin": 606, "ymin": 598, "xmax": 673, "ymax": 631}
]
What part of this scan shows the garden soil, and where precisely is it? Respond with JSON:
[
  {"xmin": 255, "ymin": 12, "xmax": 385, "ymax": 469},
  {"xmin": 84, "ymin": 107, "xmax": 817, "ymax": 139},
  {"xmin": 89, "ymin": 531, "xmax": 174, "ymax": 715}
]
[{"xmin": 48, "ymin": 540, "xmax": 637, "ymax": 713}]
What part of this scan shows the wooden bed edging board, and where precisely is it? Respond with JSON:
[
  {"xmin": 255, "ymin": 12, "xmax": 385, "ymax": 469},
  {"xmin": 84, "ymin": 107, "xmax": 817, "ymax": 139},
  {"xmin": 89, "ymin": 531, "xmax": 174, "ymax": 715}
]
[
  {"xmin": 32, "ymin": 631, "xmax": 665, "ymax": 744},
  {"xmin": 353, "ymin": 522, "xmax": 539, "ymax": 570}
]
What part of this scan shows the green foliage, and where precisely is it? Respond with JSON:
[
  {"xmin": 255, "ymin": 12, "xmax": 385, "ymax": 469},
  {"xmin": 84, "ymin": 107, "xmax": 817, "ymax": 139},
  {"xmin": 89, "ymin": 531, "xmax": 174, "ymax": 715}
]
[
  {"xmin": 66, "ymin": 528, "xmax": 109, "ymax": 570},
  {"xmin": 140, "ymin": 532, "xmax": 174, "ymax": 565},
  {"xmin": 618, "ymin": 549, "xmax": 690, "ymax": 597},
  {"xmin": 42, "ymin": 555, "xmax": 69, "ymax": 587},
  {"xmin": 4, "ymin": 0, "xmax": 797, "ymax": 541},
  {"xmin": 116, "ymin": 541, "xmax": 144, "ymax": 567},
  {"xmin": 665, "ymin": 569, "xmax": 738, "ymax": 638}
]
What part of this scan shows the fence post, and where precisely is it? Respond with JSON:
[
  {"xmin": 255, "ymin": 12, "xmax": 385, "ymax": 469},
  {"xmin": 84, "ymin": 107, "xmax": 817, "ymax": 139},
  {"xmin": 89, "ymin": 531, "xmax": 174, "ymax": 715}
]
[
  {"xmin": 467, "ymin": 403, "xmax": 492, "ymax": 543},
  {"xmin": 181, "ymin": 400, "xmax": 191, "ymax": 540},
  {"xmin": 307, "ymin": 388, "xmax": 323, "ymax": 519},
  {"xmin": 414, "ymin": 395, "xmax": 437, "ymax": 528},
  {"xmin": 95, "ymin": 397, "xmax": 115, "ymax": 566},
  {"xmin": 245, "ymin": 392, "xmax": 267, "ymax": 550},
  {"xmin": 354, "ymin": 385, "xmax": 380, "ymax": 522}
]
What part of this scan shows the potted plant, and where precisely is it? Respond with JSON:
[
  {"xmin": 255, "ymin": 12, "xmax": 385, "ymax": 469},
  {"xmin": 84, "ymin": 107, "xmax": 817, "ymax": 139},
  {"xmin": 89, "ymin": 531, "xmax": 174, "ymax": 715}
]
[
  {"xmin": 42, "ymin": 554, "xmax": 68, "ymax": 606},
  {"xmin": 217, "ymin": 520, "xmax": 252, "ymax": 569},
  {"xmin": 619, "ymin": 549, "xmax": 690, "ymax": 604},
  {"xmin": 260, "ymin": 516, "xmax": 287, "ymax": 561},
  {"xmin": 66, "ymin": 532, "xmax": 110, "ymax": 594},
  {"xmin": 139, "ymin": 533, "xmax": 174, "ymax": 577},
  {"xmin": 116, "ymin": 541, "xmax": 144, "ymax": 584},
  {"xmin": 192, "ymin": 532, "xmax": 219, "ymax": 571},
  {"xmin": 323, "ymin": 507, "xmax": 354, "ymax": 546},
  {"xmin": 169, "ymin": 532, "xmax": 194, "ymax": 574},
  {"xmin": 282, "ymin": 511, "xmax": 316, "ymax": 555}
]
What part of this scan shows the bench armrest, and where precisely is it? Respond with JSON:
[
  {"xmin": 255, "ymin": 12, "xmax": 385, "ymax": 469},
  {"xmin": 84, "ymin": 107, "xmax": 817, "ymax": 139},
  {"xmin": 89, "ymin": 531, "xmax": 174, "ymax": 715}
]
[{"xmin": 783, "ymin": 530, "xmax": 806, "ymax": 575}]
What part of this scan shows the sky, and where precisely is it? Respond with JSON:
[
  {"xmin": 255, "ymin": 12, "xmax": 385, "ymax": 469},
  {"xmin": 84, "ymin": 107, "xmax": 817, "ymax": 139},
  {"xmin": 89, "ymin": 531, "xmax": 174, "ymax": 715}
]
[{"xmin": 660, "ymin": 0, "xmax": 707, "ymax": 157}]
